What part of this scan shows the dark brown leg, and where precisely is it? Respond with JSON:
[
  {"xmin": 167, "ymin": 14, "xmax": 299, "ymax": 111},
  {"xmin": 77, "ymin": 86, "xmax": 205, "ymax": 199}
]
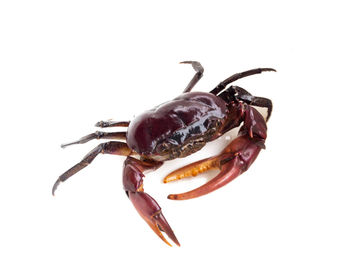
[
  {"xmin": 95, "ymin": 120, "xmax": 130, "ymax": 128},
  {"xmin": 61, "ymin": 131, "xmax": 126, "ymax": 148},
  {"xmin": 53, "ymin": 141, "xmax": 133, "ymax": 195},
  {"xmin": 210, "ymin": 68, "xmax": 276, "ymax": 95},
  {"xmin": 181, "ymin": 61, "xmax": 204, "ymax": 93},
  {"xmin": 218, "ymin": 86, "xmax": 273, "ymax": 121},
  {"xmin": 235, "ymin": 87, "xmax": 273, "ymax": 122}
]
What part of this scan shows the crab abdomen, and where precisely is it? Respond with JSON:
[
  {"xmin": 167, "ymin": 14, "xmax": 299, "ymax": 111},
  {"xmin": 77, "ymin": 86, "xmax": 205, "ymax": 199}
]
[{"xmin": 126, "ymin": 92, "xmax": 228, "ymax": 160}]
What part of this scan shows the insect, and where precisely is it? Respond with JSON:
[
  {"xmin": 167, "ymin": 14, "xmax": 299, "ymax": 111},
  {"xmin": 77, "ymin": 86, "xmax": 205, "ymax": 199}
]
[{"xmin": 53, "ymin": 61, "xmax": 275, "ymax": 246}]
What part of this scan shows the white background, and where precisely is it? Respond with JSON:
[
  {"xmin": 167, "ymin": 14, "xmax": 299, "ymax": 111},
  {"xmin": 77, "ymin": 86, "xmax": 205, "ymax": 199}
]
[{"xmin": 1, "ymin": 0, "xmax": 349, "ymax": 266}]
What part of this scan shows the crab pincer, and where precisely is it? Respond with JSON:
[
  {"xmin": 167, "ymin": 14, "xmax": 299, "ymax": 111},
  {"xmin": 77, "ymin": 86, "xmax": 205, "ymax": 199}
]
[
  {"xmin": 123, "ymin": 157, "xmax": 180, "ymax": 246},
  {"xmin": 164, "ymin": 134, "xmax": 264, "ymax": 200},
  {"xmin": 164, "ymin": 106, "xmax": 267, "ymax": 200},
  {"xmin": 128, "ymin": 192, "xmax": 180, "ymax": 246}
]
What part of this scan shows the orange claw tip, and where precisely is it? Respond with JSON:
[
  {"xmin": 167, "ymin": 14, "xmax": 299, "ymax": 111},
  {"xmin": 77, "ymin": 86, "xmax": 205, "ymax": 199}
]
[
  {"xmin": 167, "ymin": 194, "xmax": 180, "ymax": 200},
  {"xmin": 163, "ymin": 174, "xmax": 182, "ymax": 184},
  {"xmin": 167, "ymin": 193, "xmax": 191, "ymax": 201}
]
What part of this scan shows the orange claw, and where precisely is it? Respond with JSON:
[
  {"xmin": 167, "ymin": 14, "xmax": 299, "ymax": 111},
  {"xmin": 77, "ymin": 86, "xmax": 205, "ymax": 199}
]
[
  {"xmin": 164, "ymin": 135, "xmax": 265, "ymax": 200},
  {"xmin": 163, "ymin": 156, "xmax": 222, "ymax": 183}
]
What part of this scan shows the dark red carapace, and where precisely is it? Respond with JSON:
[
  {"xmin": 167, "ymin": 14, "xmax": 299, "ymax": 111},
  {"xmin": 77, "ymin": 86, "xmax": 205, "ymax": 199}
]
[
  {"xmin": 54, "ymin": 61, "xmax": 275, "ymax": 246},
  {"xmin": 127, "ymin": 92, "xmax": 227, "ymax": 160}
]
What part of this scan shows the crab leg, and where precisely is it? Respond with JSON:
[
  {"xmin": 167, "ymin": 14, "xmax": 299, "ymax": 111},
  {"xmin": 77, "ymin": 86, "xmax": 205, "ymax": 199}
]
[
  {"xmin": 53, "ymin": 141, "xmax": 133, "ymax": 195},
  {"xmin": 123, "ymin": 157, "xmax": 180, "ymax": 246},
  {"xmin": 218, "ymin": 86, "xmax": 273, "ymax": 121},
  {"xmin": 61, "ymin": 131, "xmax": 126, "ymax": 148},
  {"xmin": 210, "ymin": 68, "xmax": 276, "ymax": 95},
  {"xmin": 95, "ymin": 120, "xmax": 130, "ymax": 128},
  {"xmin": 164, "ymin": 105, "xmax": 267, "ymax": 200},
  {"xmin": 181, "ymin": 61, "xmax": 204, "ymax": 93}
]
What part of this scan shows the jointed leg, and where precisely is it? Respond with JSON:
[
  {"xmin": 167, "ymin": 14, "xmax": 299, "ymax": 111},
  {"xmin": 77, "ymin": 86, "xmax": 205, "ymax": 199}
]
[
  {"xmin": 53, "ymin": 141, "xmax": 133, "ymax": 195},
  {"xmin": 181, "ymin": 61, "xmax": 204, "ymax": 93},
  {"xmin": 235, "ymin": 87, "xmax": 273, "ymax": 121},
  {"xmin": 61, "ymin": 119, "xmax": 129, "ymax": 148},
  {"xmin": 218, "ymin": 86, "xmax": 273, "ymax": 121},
  {"xmin": 210, "ymin": 68, "xmax": 276, "ymax": 95},
  {"xmin": 95, "ymin": 120, "xmax": 130, "ymax": 128},
  {"xmin": 61, "ymin": 131, "xmax": 126, "ymax": 148}
]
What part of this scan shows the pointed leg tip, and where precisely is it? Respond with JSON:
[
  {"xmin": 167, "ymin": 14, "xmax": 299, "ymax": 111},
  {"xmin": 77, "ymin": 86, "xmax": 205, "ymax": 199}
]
[
  {"xmin": 60, "ymin": 141, "xmax": 77, "ymax": 148},
  {"xmin": 52, "ymin": 179, "xmax": 61, "ymax": 196},
  {"xmin": 179, "ymin": 61, "xmax": 196, "ymax": 65},
  {"xmin": 264, "ymin": 68, "xmax": 277, "ymax": 72}
]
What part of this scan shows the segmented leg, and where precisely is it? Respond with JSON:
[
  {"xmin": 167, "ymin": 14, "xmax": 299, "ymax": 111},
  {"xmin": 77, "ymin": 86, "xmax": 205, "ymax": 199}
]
[
  {"xmin": 95, "ymin": 120, "xmax": 130, "ymax": 128},
  {"xmin": 210, "ymin": 68, "xmax": 276, "ymax": 95},
  {"xmin": 53, "ymin": 141, "xmax": 133, "ymax": 195},
  {"xmin": 218, "ymin": 85, "xmax": 273, "ymax": 121},
  {"xmin": 164, "ymin": 105, "xmax": 267, "ymax": 200},
  {"xmin": 123, "ymin": 157, "xmax": 180, "ymax": 246},
  {"xmin": 61, "ymin": 131, "xmax": 126, "ymax": 148},
  {"xmin": 181, "ymin": 61, "xmax": 204, "ymax": 93}
]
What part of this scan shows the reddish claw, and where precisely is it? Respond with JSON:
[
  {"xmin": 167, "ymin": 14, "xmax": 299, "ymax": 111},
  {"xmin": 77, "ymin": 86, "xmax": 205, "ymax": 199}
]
[
  {"xmin": 164, "ymin": 106, "xmax": 267, "ymax": 200},
  {"xmin": 123, "ymin": 157, "xmax": 180, "ymax": 246},
  {"xmin": 128, "ymin": 192, "xmax": 180, "ymax": 246}
]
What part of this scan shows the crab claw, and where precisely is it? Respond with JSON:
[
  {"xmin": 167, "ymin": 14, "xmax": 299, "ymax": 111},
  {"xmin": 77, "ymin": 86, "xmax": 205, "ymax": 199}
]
[
  {"xmin": 164, "ymin": 104, "xmax": 268, "ymax": 200},
  {"xmin": 128, "ymin": 191, "xmax": 180, "ymax": 246},
  {"xmin": 164, "ymin": 135, "xmax": 264, "ymax": 200},
  {"xmin": 123, "ymin": 157, "xmax": 180, "ymax": 246}
]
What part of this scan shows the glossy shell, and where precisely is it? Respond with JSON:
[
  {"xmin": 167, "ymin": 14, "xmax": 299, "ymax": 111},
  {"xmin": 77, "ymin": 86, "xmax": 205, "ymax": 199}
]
[{"xmin": 126, "ymin": 92, "xmax": 228, "ymax": 161}]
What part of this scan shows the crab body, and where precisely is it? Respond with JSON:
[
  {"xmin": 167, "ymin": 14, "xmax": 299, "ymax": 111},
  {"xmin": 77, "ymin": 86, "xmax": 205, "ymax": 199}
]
[
  {"xmin": 54, "ymin": 61, "xmax": 275, "ymax": 246},
  {"xmin": 127, "ymin": 92, "xmax": 227, "ymax": 161}
]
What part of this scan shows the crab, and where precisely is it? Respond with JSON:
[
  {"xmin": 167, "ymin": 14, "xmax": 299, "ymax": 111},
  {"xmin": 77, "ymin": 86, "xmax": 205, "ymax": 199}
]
[{"xmin": 53, "ymin": 61, "xmax": 275, "ymax": 246}]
